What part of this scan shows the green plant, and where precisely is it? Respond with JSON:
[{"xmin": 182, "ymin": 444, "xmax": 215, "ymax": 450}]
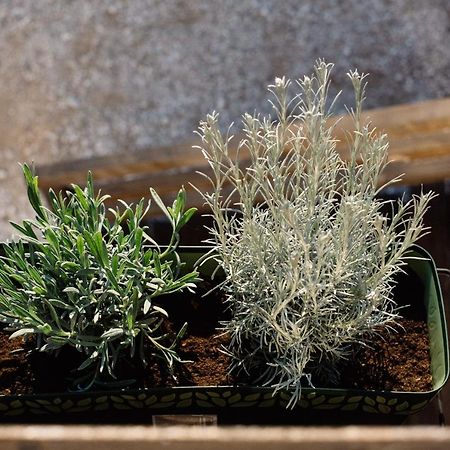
[
  {"xmin": 0, "ymin": 165, "xmax": 199, "ymax": 389},
  {"xmin": 197, "ymin": 61, "xmax": 435, "ymax": 407}
]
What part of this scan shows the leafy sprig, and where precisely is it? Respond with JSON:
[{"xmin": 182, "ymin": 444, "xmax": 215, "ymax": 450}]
[{"xmin": 0, "ymin": 165, "xmax": 199, "ymax": 389}]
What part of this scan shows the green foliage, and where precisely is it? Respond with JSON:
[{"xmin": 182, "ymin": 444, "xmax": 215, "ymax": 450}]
[
  {"xmin": 0, "ymin": 165, "xmax": 199, "ymax": 389},
  {"xmin": 197, "ymin": 61, "xmax": 435, "ymax": 407}
]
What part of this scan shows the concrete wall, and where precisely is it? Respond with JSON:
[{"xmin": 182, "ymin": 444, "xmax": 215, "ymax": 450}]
[{"xmin": 0, "ymin": 0, "xmax": 449, "ymax": 239}]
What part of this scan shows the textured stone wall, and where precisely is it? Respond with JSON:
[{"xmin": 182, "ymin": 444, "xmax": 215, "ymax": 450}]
[{"xmin": 0, "ymin": 0, "xmax": 449, "ymax": 239}]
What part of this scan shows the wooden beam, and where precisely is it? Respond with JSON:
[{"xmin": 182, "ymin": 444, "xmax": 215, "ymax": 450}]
[
  {"xmin": 330, "ymin": 97, "xmax": 450, "ymax": 139},
  {"xmin": 37, "ymin": 138, "xmax": 203, "ymax": 192},
  {"xmin": 1, "ymin": 425, "xmax": 450, "ymax": 450},
  {"xmin": 36, "ymin": 97, "xmax": 450, "ymax": 210}
]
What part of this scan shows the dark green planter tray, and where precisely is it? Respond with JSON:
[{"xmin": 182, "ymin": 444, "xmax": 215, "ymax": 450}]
[{"xmin": 0, "ymin": 245, "xmax": 448, "ymax": 423}]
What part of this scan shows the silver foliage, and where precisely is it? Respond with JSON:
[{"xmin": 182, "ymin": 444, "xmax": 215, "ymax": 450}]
[{"xmin": 196, "ymin": 61, "xmax": 435, "ymax": 407}]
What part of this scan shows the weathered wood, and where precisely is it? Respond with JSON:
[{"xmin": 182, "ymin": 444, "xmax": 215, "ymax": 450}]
[
  {"xmin": 36, "ymin": 97, "xmax": 450, "ymax": 209},
  {"xmin": 380, "ymin": 154, "xmax": 450, "ymax": 186},
  {"xmin": 1, "ymin": 425, "xmax": 450, "ymax": 450},
  {"xmin": 37, "ymin": 138, "xmax": 202, "ymax": 192},
  {"xmin": 330, "ymin": 97, "xmax": 450, "ymax": 140}
]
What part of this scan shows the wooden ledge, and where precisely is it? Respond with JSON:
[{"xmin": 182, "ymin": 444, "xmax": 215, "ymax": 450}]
[
  {"xmin": 1, "ymin": 425, "xmax": 450, "ymax": 450},
  {"xmin": 36, "ymin": 97, "xmax": 450, "ymax": 211}
]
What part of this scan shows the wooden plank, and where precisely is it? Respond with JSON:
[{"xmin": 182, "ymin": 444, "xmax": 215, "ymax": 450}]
[
  {"xmin": 61, "ymin": 149, "xmax": 450, "ymax": 219},
  {"xmin": 37, "ymin": 97, "xmax": 450, "ymax": 178},
  {"xmin": 380, "ymin": 154, "xmax": 450, "ymax": 186},
  {"xmin": 1, "ymin": 425, "xmax": 450, "ymax": 450},
  {"xmin": 330, "ymin": 97, "xmax": 450, "ymax": 140},
  {"xmin": 388, "ymin": 129, "xmax": 450, "ymax": 159},
  {"xmin": 36, "ymin": 98, "xmax": 450, "ymax": 205},
  {"xmin": 37, "ymin": 138, "xmax": 203, "ymax": 192},
  {"xmin": 59, "ymin": 150, "xmax": 450, "ymax": 216}
]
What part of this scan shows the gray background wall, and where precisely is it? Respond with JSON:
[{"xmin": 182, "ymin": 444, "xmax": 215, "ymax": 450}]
[{"xmin": 0, "ymin": 0, "xmax": 449, "ymax": 239}]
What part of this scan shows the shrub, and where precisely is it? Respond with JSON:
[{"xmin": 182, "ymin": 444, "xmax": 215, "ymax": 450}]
[
  {"xmin": 0, "ymin": 165, "xmax": 199, "ymax": 389},
  {"xmin": 197, "ymin": 61, "xmax": 435, "ymax": 407}
]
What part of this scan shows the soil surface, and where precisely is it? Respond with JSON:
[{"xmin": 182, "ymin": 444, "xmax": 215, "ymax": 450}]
[
  {"xmin": 339, "ymin": 319, "xmax": 432, "ymax": 391},
  {"xmin": 0, "ymin": 270, "xmax": 433, "ymax": 395}
]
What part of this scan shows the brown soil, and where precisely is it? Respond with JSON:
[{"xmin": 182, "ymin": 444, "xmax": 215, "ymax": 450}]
[
  {"xmin": 0, "ymin": 333, "xmax": 34, "ymax": 395},
  {"xmin": 0, "ymin": 271, "xmax": 433, "ymax": 395},
  {"xmin": 340, "ymin": 319, "xmax": 432, "ymax": 391}
]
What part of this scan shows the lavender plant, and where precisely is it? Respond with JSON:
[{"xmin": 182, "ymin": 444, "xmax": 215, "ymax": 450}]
[
  {"xmin": 0, "ymin": 165, "xmax": 199, "ymax": 389},
  {"xmin": 196, "ymin": 61, "xmax": 435, "ymax": 407}
]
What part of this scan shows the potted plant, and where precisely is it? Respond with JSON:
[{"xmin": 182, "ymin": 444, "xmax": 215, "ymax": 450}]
[
  {"xmin": 0, "ymin": 165, "xmax": 202, "ymax": 408},
  {"xmin": 192, "ymin": 60, "xmax": 448, "ymax": 420},
  {"xmin": 0, "ymin": 62, "xmax": 447, "ymax": 425}
]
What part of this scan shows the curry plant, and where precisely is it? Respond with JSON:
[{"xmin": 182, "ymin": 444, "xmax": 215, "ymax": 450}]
[
  {"xmin": 197, "ymin": 61, "xmax": 435, "ymax": 407},
  {"xmin": 0, "ymin": 165, "xmax": 199, "ymax": 389}
]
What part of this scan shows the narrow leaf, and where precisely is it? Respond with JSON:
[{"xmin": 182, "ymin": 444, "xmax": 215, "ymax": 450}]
[
  {"xmin": 9, "ymin": 328, "xmax": 35, "ymax": 339},
  {"xmin": 150, "ymin": 188, "xmax": 172, "ymax": 222}
]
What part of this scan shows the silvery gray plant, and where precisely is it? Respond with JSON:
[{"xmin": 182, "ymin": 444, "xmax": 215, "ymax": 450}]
[
  {"xmin": 0, "ymin": 165, "xmax": 199, "ymax": 389},
  {"xmin": 196, "ymin": 61, "xmax": 435, "ymax": 407}
]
